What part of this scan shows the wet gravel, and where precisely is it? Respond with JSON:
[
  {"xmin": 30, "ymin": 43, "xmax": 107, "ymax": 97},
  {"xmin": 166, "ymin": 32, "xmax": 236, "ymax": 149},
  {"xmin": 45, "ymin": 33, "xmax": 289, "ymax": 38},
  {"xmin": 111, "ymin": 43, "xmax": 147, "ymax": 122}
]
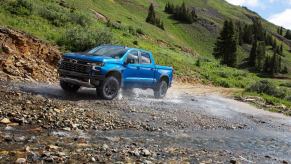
[{"xmin": 0, "ymin": 81, "xmax": 291, "ymax": 163}]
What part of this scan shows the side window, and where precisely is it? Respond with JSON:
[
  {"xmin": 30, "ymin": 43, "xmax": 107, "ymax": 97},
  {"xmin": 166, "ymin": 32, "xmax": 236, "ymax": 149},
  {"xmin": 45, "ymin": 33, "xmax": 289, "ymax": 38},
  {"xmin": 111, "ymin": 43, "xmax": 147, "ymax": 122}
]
[
  {"xmin": 140, "ymin": 52, "xmax": 151, "ymax": 64},
  {"xmin": 126, "ymin": 50, "xmax": 139, "ymax": 64}
]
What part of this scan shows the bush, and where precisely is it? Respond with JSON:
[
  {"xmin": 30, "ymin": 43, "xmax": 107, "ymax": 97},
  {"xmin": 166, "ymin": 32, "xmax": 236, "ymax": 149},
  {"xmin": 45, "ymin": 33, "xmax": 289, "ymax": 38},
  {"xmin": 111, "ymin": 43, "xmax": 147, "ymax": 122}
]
[
  {"xmin": 6, "ymin": 0, "xmax": 33, "ymax": 16},
  {"xmin": 246, "ymin": 80, "xmax": 286, "ymax": 98},
  {"xmin": 58, "ymin": 27, "xmax": 113, "ymax": 52},
  {"xmin": 195, "ymin": 59, "xmax": 201, "ymax": 67},
  {"xmin": 106, "ymin": 21, "xmax": 124, "ymax": 30},
  {"xmin": 280, "ymin": 82, "xmax": 291, "ymax": 88},
  {"xmin": 39, "ymin": 5, "xmax": 90, "ymax": 27},
  {"xmin": 70, "ymin": 12, "xmax": 91, "ymax": 26}
]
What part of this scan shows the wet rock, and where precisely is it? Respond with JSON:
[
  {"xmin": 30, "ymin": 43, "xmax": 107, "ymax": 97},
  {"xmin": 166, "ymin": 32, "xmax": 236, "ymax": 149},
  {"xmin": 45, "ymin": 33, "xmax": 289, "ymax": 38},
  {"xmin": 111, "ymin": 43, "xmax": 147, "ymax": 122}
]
[
  {"xmin": 91, "ymin": 157, "xmax": 96, "ymax": 162},
  {"xmin": 230, "ymin": 159, "xmax": 237, "ymax": 164},
  {"xmin": 131, "ymin": 149, "xmax": 140, "ymax": 157},
  {"xmin": 14, "ymin": 136, "xmax": 26, "ymax": 142},
  {"xmin": 283, "ymin": 160, "xmax": 288, "ymax": 164},
  {"xmin": 4, "ymin": 135, "xmax": 13, "ymax": 142},
  {"xmin": 63, "ymin": 127, "xmax": 71, "ymax": 131},
  {"xmin": 57, "ymin": 152, "xmax": 66, "ymax": 157},
  {"xmin": 143, "ymin": 160, "xmax": 153, "ymax": 164},
  {"xmin": 264, "ymin": 155, "xmax": 271, "ymax": 159},
  {"xmin": 142, "ymin": 149, "xmax": 151, "ymax": 156},
  {"xmin": 15, "ymin": 158, "xmax": 26, "ymax": 164},
  {"xmin": 47, "ymin": 144, "xmax": 60, "ymax": 150},
  {"xmin": 102, "ymin": 144, "xmax": 109, "ymax": 151},
  {"xmin": 0, "ymin": 118, "xmax": 11, "ymax": 124}
]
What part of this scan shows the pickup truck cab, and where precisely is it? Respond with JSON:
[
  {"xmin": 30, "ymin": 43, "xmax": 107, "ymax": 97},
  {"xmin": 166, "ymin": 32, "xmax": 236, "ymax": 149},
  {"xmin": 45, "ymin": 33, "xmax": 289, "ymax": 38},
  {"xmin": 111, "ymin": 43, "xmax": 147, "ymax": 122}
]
[{"xmin": 58, "ymin": 45, "xmax": 173, "ymax": 100}]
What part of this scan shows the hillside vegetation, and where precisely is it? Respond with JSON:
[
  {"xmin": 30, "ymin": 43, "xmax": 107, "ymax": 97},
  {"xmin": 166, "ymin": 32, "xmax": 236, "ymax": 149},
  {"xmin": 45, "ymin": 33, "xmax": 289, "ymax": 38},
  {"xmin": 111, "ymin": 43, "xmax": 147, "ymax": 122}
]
[{"xmin": 0, "ymin": 0, "xmax": 290, "ymax": 109}]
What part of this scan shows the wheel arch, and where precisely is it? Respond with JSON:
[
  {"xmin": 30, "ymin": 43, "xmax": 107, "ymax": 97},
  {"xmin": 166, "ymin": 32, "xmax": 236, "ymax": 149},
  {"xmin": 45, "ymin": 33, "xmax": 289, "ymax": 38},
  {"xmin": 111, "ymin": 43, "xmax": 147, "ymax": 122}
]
[
  {"xmin": 159, "ymin": 75, "xmax": 170, "ymax": 85},
  {"xmin": 105, "ymin": 70, "xmax": 122, "ymax": 84}
]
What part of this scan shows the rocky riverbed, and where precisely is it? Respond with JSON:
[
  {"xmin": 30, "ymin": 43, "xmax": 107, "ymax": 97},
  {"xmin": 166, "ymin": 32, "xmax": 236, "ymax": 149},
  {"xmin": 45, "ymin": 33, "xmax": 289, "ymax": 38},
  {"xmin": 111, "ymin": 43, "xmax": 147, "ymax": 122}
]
[{"xmin": 0, "ymin": 81, "xmax": 291, "ymax": 163}]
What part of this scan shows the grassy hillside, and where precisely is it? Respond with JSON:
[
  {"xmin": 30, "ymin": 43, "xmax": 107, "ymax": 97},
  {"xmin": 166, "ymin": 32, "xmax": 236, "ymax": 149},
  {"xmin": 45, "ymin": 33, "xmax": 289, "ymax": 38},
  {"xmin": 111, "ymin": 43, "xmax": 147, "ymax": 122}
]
[{"xmin": 0, "ymin": 0, "xmax": 290, "ymax": 108}]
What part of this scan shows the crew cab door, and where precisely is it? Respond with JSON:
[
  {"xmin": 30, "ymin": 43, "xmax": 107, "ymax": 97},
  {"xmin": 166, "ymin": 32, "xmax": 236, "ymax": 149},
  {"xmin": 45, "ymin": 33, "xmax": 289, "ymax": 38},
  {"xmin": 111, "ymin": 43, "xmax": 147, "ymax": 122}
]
[
  {"xmin": 122, "ymin": 50, "xmax": 140, "ymax": 87},
  {"xmin": 137, "ymin": 51, "xmax": 155, "ymax": 87}
]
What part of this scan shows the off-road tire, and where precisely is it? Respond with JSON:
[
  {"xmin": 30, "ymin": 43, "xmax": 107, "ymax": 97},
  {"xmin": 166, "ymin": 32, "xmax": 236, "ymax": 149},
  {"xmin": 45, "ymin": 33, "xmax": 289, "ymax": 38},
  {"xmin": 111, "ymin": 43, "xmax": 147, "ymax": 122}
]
[
  {"xmin": 97, "ymin": 76, "xmax": 120, "ymax": 100},
  {"xmin": 154, "ymin": 80, "xmax": 168, "ymax": 99},
  {"xmin": 60, "ymin": 81, "xmax": 80, "ymax": 93}
]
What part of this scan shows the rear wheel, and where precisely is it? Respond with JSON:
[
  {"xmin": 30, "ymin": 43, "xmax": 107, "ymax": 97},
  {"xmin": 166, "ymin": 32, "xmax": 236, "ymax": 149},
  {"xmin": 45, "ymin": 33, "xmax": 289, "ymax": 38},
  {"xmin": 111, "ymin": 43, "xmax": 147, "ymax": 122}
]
[
  {"xmin": 60, "ymin": 81, "xmax": 80, "ymax": 93},
  {"xmin": 97, "ymin": 76, "xmax": 120, "ymax": 100},
  {"xmin": 154, "ymin": 80, "xmax": 168, "ymax": 99}
]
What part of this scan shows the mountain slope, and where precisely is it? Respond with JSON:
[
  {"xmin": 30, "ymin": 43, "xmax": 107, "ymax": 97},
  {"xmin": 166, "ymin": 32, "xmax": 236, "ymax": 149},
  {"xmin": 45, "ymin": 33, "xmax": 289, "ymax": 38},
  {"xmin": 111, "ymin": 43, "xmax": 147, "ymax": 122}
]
[{"xmin": 0, "ymin": 0, "xmax": 290, "ymax": 83}]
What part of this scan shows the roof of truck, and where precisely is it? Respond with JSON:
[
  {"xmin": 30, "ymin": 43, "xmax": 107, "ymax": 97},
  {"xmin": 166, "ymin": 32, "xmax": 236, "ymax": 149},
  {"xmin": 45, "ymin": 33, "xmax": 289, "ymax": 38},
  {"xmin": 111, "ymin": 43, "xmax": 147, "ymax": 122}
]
[{"xmin": 100, "ymin": 45, "xmax": 152, "ymax": 54}]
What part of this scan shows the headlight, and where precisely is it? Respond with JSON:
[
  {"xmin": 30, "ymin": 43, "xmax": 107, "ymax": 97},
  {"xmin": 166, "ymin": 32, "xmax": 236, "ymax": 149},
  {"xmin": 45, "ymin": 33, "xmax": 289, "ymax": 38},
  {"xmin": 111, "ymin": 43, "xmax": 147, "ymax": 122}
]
[{"xmin": 91, "ymin": 62, "xmax": 104, "ymax": 70}]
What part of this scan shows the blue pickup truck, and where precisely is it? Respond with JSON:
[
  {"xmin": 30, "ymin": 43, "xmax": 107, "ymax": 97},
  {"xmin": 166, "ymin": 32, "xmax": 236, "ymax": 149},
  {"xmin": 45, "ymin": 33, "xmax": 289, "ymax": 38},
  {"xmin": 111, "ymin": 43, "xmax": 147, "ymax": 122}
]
[{"xmin": 58, "ymin": 45, "xmax": 173, "ymax": 100}]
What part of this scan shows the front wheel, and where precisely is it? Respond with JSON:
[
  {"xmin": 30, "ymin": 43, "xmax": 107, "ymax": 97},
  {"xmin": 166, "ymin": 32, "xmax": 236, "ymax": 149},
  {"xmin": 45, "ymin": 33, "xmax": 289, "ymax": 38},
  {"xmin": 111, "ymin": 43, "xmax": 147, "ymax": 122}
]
[
  {"xmin": 60, "ymin": 81, "xmax": 80, "ymax": 93},
  {"xmin": 97, "ymin": 76, "xmax": 120, "ymax": 100},
  {"xmin": 154, "ymin": 80, "xmax": 168, "ymax": 99}
]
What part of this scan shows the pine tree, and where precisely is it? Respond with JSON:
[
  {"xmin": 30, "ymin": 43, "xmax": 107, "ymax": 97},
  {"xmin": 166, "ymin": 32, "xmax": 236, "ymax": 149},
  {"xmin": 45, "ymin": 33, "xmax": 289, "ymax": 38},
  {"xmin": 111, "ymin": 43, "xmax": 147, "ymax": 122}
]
[
  {"xmin": 249, "ymin": 39, "xmax": 257, "ymax": 66},
  {"xmin": 285, "ymin": 30, "xmax": 291, "ymax": 40},
  {"xmin": 165, "ymin": 2, "xmax": 170, "ymax": 12},
  {"xmin": 164, "ymin": 2, "xmax": 197, "ymax": 24},
  {"xmin": 213, "ymin": 20, "xmax": 238, "ymax": 67},
  {"xmin": 236, "ymin": 21, "xmax": 244, "ymax": 45},
  {"xmin": 146, "ymin": 3, "xmax": 156, "ymax": 24},
  {"xmin": 277, "ymin": 26, "xmax": 283, "ymax": 35},
  {"xmin": 270, "ymin": 52, "xmax": 281, "ymax": 74},
  {"xmin": 213, "ymin": 20, "xmax": 229, "ymax": 59},
  {"xmin": 279, "ymin": 44, "xmax": 283, "ymax": 56},
  {"xmin": 146, "ymin": 3, "xmax": 165, "ymax": 30},
  {"xmin": 243, "ymin": 24, "xmax": 253, "ymax": 44},
  {"xmin": 252, "ymin": 18, "xmax": 265, "ymax": 41},
  {"xmin": 263, "ymin": 55, "xmax": 271, "ymax": 73},
  {"xmin": 255, "ymin": 41, "xmax": 266, "ymax": 71}
]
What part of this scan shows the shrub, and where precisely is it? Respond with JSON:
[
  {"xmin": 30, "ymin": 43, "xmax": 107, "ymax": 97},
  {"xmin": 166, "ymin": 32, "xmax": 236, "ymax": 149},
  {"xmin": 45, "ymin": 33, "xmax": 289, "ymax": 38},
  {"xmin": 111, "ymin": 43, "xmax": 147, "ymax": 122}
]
[
  {"xmin": 70, "ymin": 12, "xmax": 91, "ymax": 26},
  {"xmin": 195, "ymin": 59, "xmax": 201, "ymax": 67},
  {"xmin": 246, "ymin": 80, "xmax": 286, "ymax": 98},
  {"xmin": 280, "ymin": 82, "xmax": 291, "ymax": 88},
  {"xmin": 6, "ymin": 0, "xmax": 33, "ymax": 16},
  {"xmin": 39, "ymin": 5, "xmax": 90, "ymax": 27},
  {"xmin": 39, "ymin": 5, "xmax": 69, "ymax": 26},
  {"xmin": 218, "ymin": 71, "xmax": 229, "ymax": 78},
  {"xmin": 58, "ymin": 27, "xmax": 113, "ymax": 52}
]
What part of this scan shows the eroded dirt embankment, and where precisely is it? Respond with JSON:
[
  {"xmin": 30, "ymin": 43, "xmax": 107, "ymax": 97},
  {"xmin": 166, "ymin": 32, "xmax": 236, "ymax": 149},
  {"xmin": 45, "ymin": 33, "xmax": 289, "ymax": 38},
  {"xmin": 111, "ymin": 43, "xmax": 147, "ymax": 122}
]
[{"xmin": 0, "ymin": 27, "xmax": 61, "ymax": 82}]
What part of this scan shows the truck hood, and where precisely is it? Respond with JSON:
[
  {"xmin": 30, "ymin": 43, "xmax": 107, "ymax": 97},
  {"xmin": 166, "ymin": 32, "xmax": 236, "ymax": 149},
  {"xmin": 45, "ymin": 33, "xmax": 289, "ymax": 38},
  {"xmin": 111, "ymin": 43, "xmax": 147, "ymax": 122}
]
[{"xmin": 63, "ymin": 53, "xmax": 112, "ymax": 62}]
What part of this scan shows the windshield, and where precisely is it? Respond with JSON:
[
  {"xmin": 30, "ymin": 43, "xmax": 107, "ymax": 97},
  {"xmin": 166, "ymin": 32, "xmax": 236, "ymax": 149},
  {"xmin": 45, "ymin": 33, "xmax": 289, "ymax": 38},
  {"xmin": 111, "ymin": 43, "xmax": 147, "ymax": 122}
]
[{"xmin": 87, "ymin": 46, "xmax": 128, "ymax": 59}]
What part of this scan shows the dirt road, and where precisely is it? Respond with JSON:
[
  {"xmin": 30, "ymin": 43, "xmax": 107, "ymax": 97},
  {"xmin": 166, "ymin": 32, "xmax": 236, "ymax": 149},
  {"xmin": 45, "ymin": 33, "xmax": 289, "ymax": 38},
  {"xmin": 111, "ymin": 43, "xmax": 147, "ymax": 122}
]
[{"xmin": 0, "ymin": 82, "xmax": 290, "ymax": 163}]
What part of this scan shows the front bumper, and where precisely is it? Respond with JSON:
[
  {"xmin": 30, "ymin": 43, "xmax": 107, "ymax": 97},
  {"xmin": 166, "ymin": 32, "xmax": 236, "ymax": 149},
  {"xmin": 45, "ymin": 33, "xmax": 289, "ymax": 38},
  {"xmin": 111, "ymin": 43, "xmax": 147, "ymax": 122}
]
[{"xmin": 58, "ymin": 69, "xmax": 105, "ymax": 87}]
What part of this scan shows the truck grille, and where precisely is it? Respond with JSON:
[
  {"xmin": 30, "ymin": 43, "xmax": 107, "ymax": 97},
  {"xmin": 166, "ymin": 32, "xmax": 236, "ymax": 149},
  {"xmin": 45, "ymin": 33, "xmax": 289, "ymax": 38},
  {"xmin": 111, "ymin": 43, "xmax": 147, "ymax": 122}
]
[{"xmin": 60, "ymin": 59, "xmax": 91, "ymax": 74}]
